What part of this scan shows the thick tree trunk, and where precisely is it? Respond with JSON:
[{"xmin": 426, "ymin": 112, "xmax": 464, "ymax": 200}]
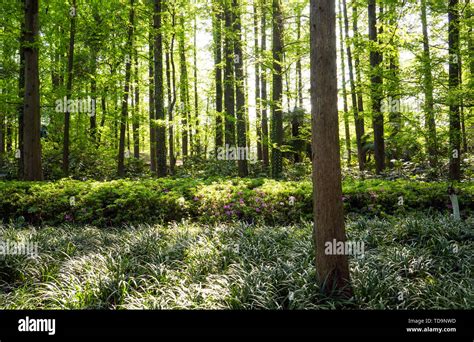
[
  {"xmin": 271, "ymin": 0, "xmax": 284, "ymax": 179},
  {"xmin": 368, "ymin": 0, "xmax": 385, "ymax": 174},
  {"xmin": 23, "ymin": 0, "xmax": 43, "ymax": 181},
  {"xmin": 193, "ymin": 12, "xmax": 200, "ymax": 155},
  {"xmin": 17, "ymin": 8, "xmax": 26, "ymax": 179},
  {"xmin": 448, "ymin": 0, "xmax": 461, "ymax": 180},
  {"xmin": 118, "ymin": 0, "xmax": 134, "ymax": 177},
  {"xmin": 310, "ymin": 0, "xmax": 352, "ymax": 297}
]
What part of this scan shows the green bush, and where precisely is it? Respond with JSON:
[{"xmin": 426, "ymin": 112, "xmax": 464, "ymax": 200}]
[{"xmin": 0, "ymin": 178, "xmax": 472, "ymax": 227}]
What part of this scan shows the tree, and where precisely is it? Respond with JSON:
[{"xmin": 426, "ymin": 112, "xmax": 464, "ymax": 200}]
[
  {"xmin": 223, "ymin": 0, "xmax": 236, "ymax": 147},
  {"xmin": 420, "ymin": 0, "xmax": 438, "ymax": 167},
  {"xmin": 233, "ymin": 0, "xmax": 248, "ymax": 177},
  {"xmin": 118, "ymin": 0, "xmax": 134, "ymax": 177},
  {"xmin": 448, "ymin": 0, "xmax": 461, "ymax": 180},
  {"xmin": 154, "ymin": 0, "xmax": 167, "ymax": 177},
  {"xmin": 22, "ymin": 0, "xmax": 42, "ymax": 181},
  {"xmin": 311, "ymin": 0, "xmax": 352, "ymax": 297},
  {"xmin": 254, "ymin": 2, "xmax": 262, "ymax": 161},
  {"xmin": 63, "ymin": 0, "xmax": 77, "ymax": 176},
  {"xmin": 271, "ymin": 0, "xmax": 284, "ymax": 178},
  {"xmin": 213, "ymin": 1, "xmax": 224, "ymax": 154},
  {"xmin": 261, "ymin": 0, "xmax": 270, "ymax": 169},
  {"xmin": 368, "ymin": 0, "xmax": 385, "ymax": 174},
  {"xmin": 338, "ymin": 0, "xmax": 351, "ymax": 164}
]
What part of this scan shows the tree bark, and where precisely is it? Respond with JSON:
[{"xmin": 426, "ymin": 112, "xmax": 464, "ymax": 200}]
[
  {"xmin": 254, "ymin": 2, "xmax": 263, "ymax": 161},
  {"xmin": 62, "ymin": 0, "xmax": 77, "ymax": 176},
  {"xmin": 420, "ymin": 0, "xmax": 438, "ymax": 167},
  {"xmin": 224, "ymin": 0, "xmax": 236, "ymax": 147},
  {"xmin": 271, "ymin": 0, "xmax": 284, "ymax": 179},
  {"xmin": 233, "ymin": 0, "xmax": 249, "ymax": 177},
  {"xmin": 155, "ymin": 0, "xmax": 167, "ymax": 177},
  {"xmin": 261, "ymin": 0, "xmax": 270, "ymax": 169},
  {"xmin": 368, "ymin": 0, "xmax": 385, "ymax": 174},
  {"xmin": 448, "ymin": 0, "xmax": 461, "ymax": 180},
  {"xmin": 23, "ymin": 0, "xmax": 43, "ymax": 180},
  {"xmin": 213, "ymin": 2, "xmax": 224, "ymax": 155},
  {"xmin": 118, "ymin": 0, "xmax": 134, "ymax": 177},
  {"xmin": 311, "ymin": 0, "xmax": 352, "ymax": 297}
]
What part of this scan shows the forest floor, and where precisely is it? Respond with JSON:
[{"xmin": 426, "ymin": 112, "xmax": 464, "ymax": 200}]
[{"xmin": 0, "ymin": 212, "xmax": 472, "ymax": 309}]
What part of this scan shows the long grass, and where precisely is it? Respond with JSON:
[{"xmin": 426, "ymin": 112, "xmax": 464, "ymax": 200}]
[{"xmin": 0, "ymin": 213, "xmax": 472, "ymax": 309}]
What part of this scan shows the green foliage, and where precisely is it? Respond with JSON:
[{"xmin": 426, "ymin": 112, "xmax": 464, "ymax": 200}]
[
  {"xmin": 0, "ymin": 213, "xmax": 471, "ymax": 309},
  {"xmin": 1, "ymin": 178, "xmax": 472, "ymax": 227}
]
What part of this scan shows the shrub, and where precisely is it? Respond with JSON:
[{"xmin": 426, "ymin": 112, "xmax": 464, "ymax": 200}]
[{"xmin": 0, "ymin": 178, "xmax": 472, "ymax": 227}]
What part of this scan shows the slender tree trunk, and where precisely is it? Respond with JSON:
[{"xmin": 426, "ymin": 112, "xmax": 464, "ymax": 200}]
[
  {"xmin": 338, "ymin": 0, "xmax": 351, "ymax": 164},
  {"xmin": 63, "ymin": 0, "xmax": 77, "ymax": 176},
  {"xmin": 368, "ymin": 0, "xmax": 385, "ymax": 174},
  {"xmin": 118, "ymin": 0, "xmax": 134, "ymax": 177},
  {"xmin": 271, "ymin": 0, "xmax": 284, "ymax": 178},
  {"xmin": 420, "ymin": 0, "xmax": 438, "ymax": 167},
  {"xmin": 344, "ymin": 0, "xmax": 365, "ymax": 170},
  {"xmin": 261, "ymin": 0, "xmax": 270, "ymax": 169},
  {"xmin": 254, "ymin": 2, "xmax": 263, "ymax": 161},
  {"xmin": 311, "ymin": 0, "xmax": 352, "ymax": 297},
  {"xmin": 90, "ymin": 48, "xmax": 98, "ymax": 144},
  {"xmin": 133, "ymin": 46, "xmax": 140, "ymax": 159},
  {"xmin": 448, "ymin": 0, "xmax": 461, "ymax": 180},
  {"xmin": 155, "ymin": 0, "xmax": 167, "ymax": 177},
  {"xmin": 233, "ymin": 0, "xmax": 248, "ymax": 176},
  {"xmin": 213, "ymin": 2, "xmax": 224, "ymax": 155},
  {"xmin": 179, "ymin": 15, "xmax": 189, "ymax": 159},
  {"xmin": 149, "ymin": 27, "xmax": 157, "ymax": 172},
  {"xmin": 224, "ymin": 0, "xmax": 236, "ymax": 147},
  {"xmin": 193, "ymin": 10, "xmax": 200, "ymax": 155},
  {"xmin": 17, "ymin": 6, "xmax": 26, "ymax": 179},
  {"xmin": 293, "ymin": 10, "xmax": 303, "ymax": 163}
]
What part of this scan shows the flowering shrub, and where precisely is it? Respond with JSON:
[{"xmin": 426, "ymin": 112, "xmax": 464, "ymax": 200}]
[{"xmin": 0, "ymin": 178, "xmax": 472, "ymax": 227}]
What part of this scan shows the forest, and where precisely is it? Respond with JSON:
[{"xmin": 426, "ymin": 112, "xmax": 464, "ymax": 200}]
[{"xmin": 0, "ymin": 0, "xmax": 472, "ymax": 311}]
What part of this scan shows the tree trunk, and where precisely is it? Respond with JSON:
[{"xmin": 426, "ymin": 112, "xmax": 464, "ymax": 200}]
[
  {"xmin": 448, "ymin": 0, "xmax": 461, "ymax": 180},
  {"xmin": 368, "ymin": 0, "xmax": 385, "ymax": 174},
  {"xmin": 17, "ymin": 3, "xmax": 26, "ymax": 179},
  {"xmin": 133, "ymin": 47, "xmax": 140, "ymax": 159},
  {"xmin": 179, "ymin": 15, "xmax": 189, "ymax": 159},
  {"xmin": 271, "ymin": 0, "xmax": 284, "ymax": 179},
  {"xmin": 261, "ymin": 0, "xmax": 270, "ymax": 169},
  {"xmin": 213, "ymin": 2, "xmax": 224, "ymax": 155},
  {"xmin": 420, "ymin": 0, "xmax": 438, "ymax": 167},
  {"xmin": 23, "ymin": 0, "xmax": 43, "ymax": 181},
  {"xmin": 224, "ymin": 0, "xmax": 236, "ymax": 148},
  {"xmin": 311, "ymin": 0, "xmax": 352, "ymax": 297},
  {"xmin": 344, "ymin": 0, "xmax": 365, "ymax": 170},
  {"xmin": 338, "ymin": 0, "xmax": 351, "ymax": 164},
  {"xmin": 118, "ymin": 0, "xmax": 134, "ymax": 177},
  {"xmin": 155, "ymin": 0, "xmax": 167, "ymax": 177},
  {"xmin": 232, "ymin": 0, "xmax": 249, "ymax": 177},
  {"xmin": 193, "ymin": 11, "xmax": 200, "ymax": 155},
  {"xmin": 149, "ymin": 27, "xmax": 157, "ymax": 172},
  {"xmin": 63, "ymin": 0, "xmax": 77, "ymax": 176},
  {"xmin": 254, "ymin": 2, "xmax": 263, "ymax": 161}
]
